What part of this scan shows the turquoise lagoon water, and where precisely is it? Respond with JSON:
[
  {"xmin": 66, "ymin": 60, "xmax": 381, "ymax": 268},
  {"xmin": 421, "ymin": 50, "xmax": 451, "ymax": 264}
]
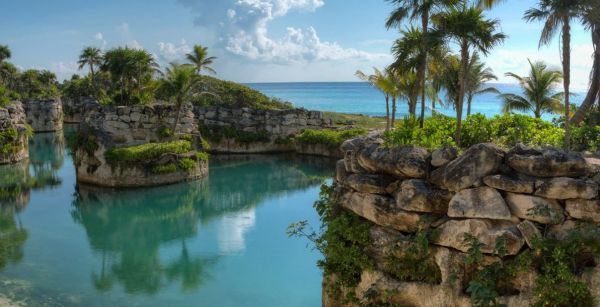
[
  {"xmin": 248, "ymin": 82, "xmax": 584, "ymax": 120},
  {"xmin": 0, "ymin": 128, "xmax": 335, "ymax": 306}
]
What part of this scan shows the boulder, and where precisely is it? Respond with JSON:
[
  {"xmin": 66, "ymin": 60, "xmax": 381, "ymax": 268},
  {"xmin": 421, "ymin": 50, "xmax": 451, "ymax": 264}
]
[
  {"xmin": 433, "ymin": 219, "xmax": 524, "ymax": 255},
  {"xmin": 335, "ymin": 159, "xmax": 348, "ymax": 183},
  {"xmin": 506, "ymin": 146, "xmax": 589, "ymax": 177},
  {"xmin": 504, "ymin": 193, "xmax": 564, "ymax": 224},
  {"xmin": 447, "ymin": 187, "xmax": 512, "ymax": 220},
  {"xmin": 565, "ymin": 199, "xmax": 600, "ymax": 223},
  {"xmin": 483, "ymin": 174, "xmax": 535, "ymax": 194},
  {"xmin": 344, "ymin": 174, "xmax": 395, "ymax": 194},
  {"xmin": 430, "ymin": 143, "xmax": 505, "ymax": 192},
  {"xmin": 516, "ymin": 220, "xmax": 542, "ymax": 249},
  {"xmin": 344, "ymin": 149, "xmax": 366, "ymax": 173},
  {"xmin": 385, "ymin": 180, "xmax": 403, "ymax": 195},
  {"xmin": 547, "ymin": 220, "xmax": 580, "ymax": 240},
  {"xmin": 395, "ymin": 179, "xmax": 453, "ymax": 214},
  {"xmin": 340, "ymin": 191, "xmax": 423, "ymax": 233},
  {"xmin": 534, "ymin": 177, "xmax": 598, "ymax": 200},
  {"xmin": 357, "ymin": 144, "xmax": 429, "ymax": 178},
  {"xmin": 431, "ymin": 146, "xmax": 458, "ymax": 167}
]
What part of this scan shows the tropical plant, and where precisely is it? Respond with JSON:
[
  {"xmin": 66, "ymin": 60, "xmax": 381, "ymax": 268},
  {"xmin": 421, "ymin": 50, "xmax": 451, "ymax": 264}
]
[
  {"xmin": 466, "ymin": 52, "xmax": 498, "ymax": 116},
  {"xmin": 500, "ymin": 60, "xmax": 564, "ymax": 118},
  {"xmin": 355, "ymin": 68, "xmax": 395, "ymax": 130},
  {"xmin": 185, "ymin": 44, "xmax": 216, "ymax": 75},
  {"xmin": 433, "ymin": 4, "xmax": 506, "ymax": 145},
  {"xmin": 0, "ymin": 45, "xmax": 10, "ymax": 64},
  {"xmin": 525, "ymin": 0, "xmax": 588, "ymax": 148},
  {"xmin": 77, "ymin": 47, "xmax": 103, "ymax": 93}
]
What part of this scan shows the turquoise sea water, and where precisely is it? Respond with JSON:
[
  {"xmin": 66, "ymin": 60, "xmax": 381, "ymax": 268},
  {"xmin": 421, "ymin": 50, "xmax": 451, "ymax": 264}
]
[
  {"xmin": 248, "ymin": 82, "xmax": 584, "ymax": 120},
  {"xmin": 0, "ymin": 128, "xmax": 335, "ymax": 306}
]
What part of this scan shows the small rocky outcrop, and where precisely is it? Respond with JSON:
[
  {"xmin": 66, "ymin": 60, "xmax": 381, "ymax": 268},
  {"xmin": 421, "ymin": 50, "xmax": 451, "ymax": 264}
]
[
  {"xmin": 325, "ymin": 138, "xmax": 600, "ymax": 307},
  {"xmin": 74, "ymin": 102, "xmax": 208, "ymax": 187},
  {"xmin": 23, "ymin": 98, "xmax": 63, "ymax": 132},
  {"xmin": 0, "ymin": 102, "xmax": 29, "ymax": 164},
  {"xmin": 62, "ymin": 97, "xmax": 97, "ymax": 123}
]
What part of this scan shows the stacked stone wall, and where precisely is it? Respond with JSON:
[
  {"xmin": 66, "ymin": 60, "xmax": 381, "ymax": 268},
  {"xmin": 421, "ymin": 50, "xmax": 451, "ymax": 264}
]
[
  {"xmin": 328, "ymin": 135, "xmax": 600, "ymax": 306},
  {"xmin": 23, "ymin": 98, "xmax": 63, "ymax": 132}
]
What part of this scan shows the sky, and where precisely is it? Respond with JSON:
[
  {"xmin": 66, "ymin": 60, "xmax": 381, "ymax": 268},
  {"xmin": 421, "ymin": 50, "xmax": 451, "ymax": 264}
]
[{"xmin": 0, "ymin": 0, "xmax": 594, "ymax": 89}]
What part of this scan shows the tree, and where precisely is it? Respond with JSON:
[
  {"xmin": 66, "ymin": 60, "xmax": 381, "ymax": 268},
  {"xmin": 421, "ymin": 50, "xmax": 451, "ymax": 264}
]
[
  {"xmin": 0, "ymin": 45, "xmax": 11, "ymax": 64},
  {"xmin": 465, "ymin": 52, "xmax": 499, "ymax": 116},
  {"xmin": 77, "ymin": 47, "xmax": 103, "ymax": 93},
  {"xmin": 186, "ymin": 44, "xmax": 216, "ymax": 75},
  {"xmin": 434, "ymin": 4, "xmax": 505, "ymax": 145},
  {"xmin": 500, "ymin": 60, "xmax": 564, "ymax": 118},
  {"xmin": 525, "ymin": 0, "xmax": 587, "ymax": 148},
  {"xmin": 101, "ymin": 47, "xmax": 158, "ymax": 105},
  {"xmin": 386, "ymin": 0, "xmax": 457, "ymax": 125},
  {"xmin": 570, "ymin": 1, "xmax": 600, "ymax": 124},
  {"xmin": 355, "ymin": 68, "xmax": 395, "ymax": 130}
]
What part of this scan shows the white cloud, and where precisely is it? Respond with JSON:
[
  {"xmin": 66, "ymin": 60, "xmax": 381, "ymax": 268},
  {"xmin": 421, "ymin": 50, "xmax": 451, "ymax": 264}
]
[
  {"xmin": 94, "ymin": 32, "xmax": 103, "ymax": 40},
  {"xmin": 157, "ymin": 39, "xmax": 192, "ymax": 62},
  {"xmin": 116, "ymin": 23, "xmax": 131, "ymax": 38},
  {"xmin": 94, "ymin": 32, "xmax": 108, "ymax": 49},
  {"xmin": 52, "ymin": 61, "xmax": 79, "ymax": 80},
  {"xmin": 178, "ymin": 0, "xmax": 384, "ymax": 64}
]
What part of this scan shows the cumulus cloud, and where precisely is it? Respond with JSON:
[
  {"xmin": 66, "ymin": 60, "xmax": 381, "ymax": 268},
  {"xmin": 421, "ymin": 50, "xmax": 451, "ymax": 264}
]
[
  {"xmin": 52, "ymin": 61, "xmax": 79, "ymax": 80},
  {"xmin": 94, "ymin": 32, "xmax": 108, "ymax": 49},
  {"xmin": 178, "ymin": 0, "xmax": 385, "ymax": 63},
  {"xmin": 157, "ymin": 39, "xmax": 192, "ymax": 62}
]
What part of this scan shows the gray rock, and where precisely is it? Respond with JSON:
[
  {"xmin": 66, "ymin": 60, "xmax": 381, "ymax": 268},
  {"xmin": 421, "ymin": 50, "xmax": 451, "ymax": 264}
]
[
  {"xmin": 483, "ymin": 174, "xmax": 535, "ymax": 194},
  {"xmin": 565, "ymin": 199, "xmax": 600, "ymax": 222},
  {"xmin": 344, "ymin": 174, "xmax": 395, "ymax": 194},
  {"xmin": 335, "ymin": 159, "xmax": 348, "ymax": 183},
  {"xmin": 516, "ymin": 220, "xmax": 542, "ymax": 248},
  {"xmin": 431, "ymin": 146, "xmax": 458, "ymax": 167},
  {"xmin": 395, "ymin": 179, "xmax": 452, "ymax": 214},
  {"xmin": 357, "ymin": 144, "xmax": 430, "ymax": 179},
  {"xmin": 534, "ymin": 177, "xmax": 598, "ymax": 200},
  {"xmin": 433, "ymin": 219, "xmax": 524, "ymax": 255},
  {"xmin": 505, "ymin": 193, "xmax": 564, "ymax": 224},
  {"xmin": 507, "ymin": 146, "xmax": 590, "ymax": 177},
  {"xmin": 430, "ymin": 143, "xmax": 505, "ymax": 192},
  {"xmin": 448, "ymin": 187, "xmax": 512, "ymax": 220}
]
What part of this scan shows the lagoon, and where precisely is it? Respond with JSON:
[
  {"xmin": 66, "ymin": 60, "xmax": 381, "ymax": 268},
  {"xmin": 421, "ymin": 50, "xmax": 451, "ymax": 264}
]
[{"xmin": 0, "ymin": 128, "xmax": 334, "ymax": 307}]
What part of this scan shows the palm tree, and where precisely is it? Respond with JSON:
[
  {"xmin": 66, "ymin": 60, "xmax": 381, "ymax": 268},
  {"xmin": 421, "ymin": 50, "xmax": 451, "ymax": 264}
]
[
  {"xmin": 500, "ymin": 60, "xmax": 564, "ymax": 119},
  {"xmin": 390, "ymin": 69, "xmax": 419, "ymax": 127},
  {"xmin": 186, "ymin": 44, "xmax": 216, "ymax": 75},
  {"xmin": 101, "ymin": 47, "xmax": 158, "ymax": 105},
  {"xmin": 525, "ymin": 0, "xmax": 586, "ymax": 148},
  {"xmin": 78, "ymin": 47, "xmax": 103, "ymax": 91},
  {"xmin": 386, "ymin": 0, "xmax": 457, "ymax": 124},
  {"xmin": 159, "ymin": 63, "xmax": 217, "ymax": 132},
  {"xmin": 0, "ymin": 45, "xmax": 10, "ymax": 64},
  {"xmin": 355, "ymin": 68, "xmax": 394, "ymax": 130},
  {"xmin": 466, "ymin": 52, "xmax": 499, "ymax": 116},
  {"xmin": 437, "ymin": 53, "xmax": 462, "ymax": 111},
  {"xmin": 434, "ymin": 4, "xmax": 506, "ymax": 145},
  {"xmin": 570, "ymin": 1, "xmax": 600, "ymax": 124}
]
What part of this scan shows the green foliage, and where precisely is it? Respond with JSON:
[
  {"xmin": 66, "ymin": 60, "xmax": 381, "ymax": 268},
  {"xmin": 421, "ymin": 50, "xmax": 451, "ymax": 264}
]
[
  {"xmin": 105, "ymin": 140, "xmax": 192, "ymax": 164},
  {"xmin": 192, "ymin": 76, "xmax": 292, "ymax": 110},
  {"xmin": 151, "ymin": 163, "xmax": 177, "ymax": 174},
  {"xmin": 201, "ymin": 125, "xmax": 271, "ymax": 144},
  {"xmin": 571, "ymin": 124, "xmax": 600, "ymax": 152},
  {"xmin": 178, "ymin": 157, "xmax": 197, "ymax": 172},
  {"xmin": 295, "ymin": 128, "xmax": 368, "ymax": 149},
  {"xmin": 384, "ymin": 115, "xmax": 456, "ymax": 149},
  {"xmin": 156, "ymin": 126, "xmax": 174, "ymax": 139},
  {"xmin": 195, "ymin": 151, "xmax": 209, "ymax": 162},
  {"xmin": 0, "ymin": 127, "xmax": 22, "ymax": 155}
]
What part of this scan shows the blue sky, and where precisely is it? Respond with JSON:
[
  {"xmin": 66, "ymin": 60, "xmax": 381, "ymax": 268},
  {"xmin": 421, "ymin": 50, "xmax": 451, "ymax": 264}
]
[{"xmin": 0, "ymin": 0, "xmax": 593, "ymax": 89}]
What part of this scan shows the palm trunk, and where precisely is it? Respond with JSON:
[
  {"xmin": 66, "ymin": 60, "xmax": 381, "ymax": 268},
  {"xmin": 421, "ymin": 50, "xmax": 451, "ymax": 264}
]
[
  {"xmin": 385, "ymin": 95, "xmax": 390, "ymax": 131},
  {"xmin": 173, "ymin": 98, "xmax": 183, "ymax": 133},
  {"xmin": 89, "ymin": 64, "xmax": 96, "ymax": 97},
  {"xmin": 467, "ymin": 94, "xmax": 473, "ymax": 117},
  {"xmin": 456, "ymin": 40, "xmax": 470, "ymax": 146},
  {"xmin": 571, "ymin": 25, "xmax": 599, "ymax": 125},
  {"xmin": 391, "ymin": 96, "xmax": 397, "ymax": 128},
  {"xmin": 419, "ymin": 11, "xmax": 429, "ymax": 128},
  {"xmin": 562, "ymin": 18, "xmax": 571, "ymax": 150}
]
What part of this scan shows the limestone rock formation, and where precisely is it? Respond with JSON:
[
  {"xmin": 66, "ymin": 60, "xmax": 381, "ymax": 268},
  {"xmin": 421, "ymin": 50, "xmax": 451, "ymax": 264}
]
[
  {"xmin": 357, "ymin": 144, "xmax": 429, "ymax": 178},
  {"xmin": 534, "ymin": 177, "xmax": 598, "ymax": 200},
  {"xmin": 395, "ymin": 179, "xmax": 452, "ymax": 214},
  {"xmin": 483, "ymin": 174, "xmax": 535, "ymax": 194},
  {"xmin": 448, "ymin": 187, "xmax": 512, "ymax": 220},
  {"xmin": 433, "ymin": 219, "xmax": 524, "ymax": 255},
  {"xmin": 504, "ymin": 193, "xmax": 564, "ymax": 224},
  {"xmin": 0, "ymin": 102, "xmax": 29, "ymax": 164},
  {"xmin": 565, "ymin": 199, "xmax": 600, "ymax": 223},
  {"xmin": 507, "ymin": 145, "xmax": 589, "ymax": 177},
  {"xmin": 516, "ymin": 220, "xmax": 542, "ymax": 248},
  {"xmin": 23, "ymin": 98, "xmax": 63, "ymax": 132},
  {"xmin": 344, "ymin": 174, "xmax": 395, "ymax": 194},
  {"xmin": 431, "ymin": 146, "xmax": 458, "ymax": 168}
]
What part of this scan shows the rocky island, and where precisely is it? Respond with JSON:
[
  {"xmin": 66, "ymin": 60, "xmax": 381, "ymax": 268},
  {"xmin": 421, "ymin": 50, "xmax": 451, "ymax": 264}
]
[{"xmin": 0, "ymin": 102, "xmax": 30, "ymax": 164}]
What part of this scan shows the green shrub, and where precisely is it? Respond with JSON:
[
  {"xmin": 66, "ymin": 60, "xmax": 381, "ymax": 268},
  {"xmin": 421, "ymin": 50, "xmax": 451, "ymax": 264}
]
[
  {"xmin": 105, "ymin": 140, "xmax": 192, "ymax": 164},
  {"xmin": 151, "ymin": 163, "xmax": 177, "ymax": 174},
  {"xmin": 0, "ymin": 128, "xmax": 23, "ymax": 155},
  {"xmin": 295, "ymin": 128, "xmax": 368, "ymax": 149},
  {"xmin": 195, "ymin": 151, "xmax": 209, "ymax": 161},
  {"xmin": 571, "ymin": 124, "xmax": 600, "ymax": 152},
  {"xmin": 178, "ymin": 157, "xmax": 197, "ymax": 172},
  {"xmin": 156, "ymin": 126, "xmax": 174, "ymax": 139},
  {"xmin": 385, "ymin": 226, "xmax": 442, "ymax": 284}
]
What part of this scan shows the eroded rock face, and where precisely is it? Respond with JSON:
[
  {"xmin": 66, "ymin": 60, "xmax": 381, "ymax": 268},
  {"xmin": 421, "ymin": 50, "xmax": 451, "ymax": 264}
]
[
  {"xmin": 335, "ymin": 159, "xmax": 349, "ymax": 183},
  {"xmin": 357, "ymin": 144, "xmax": 429, "ymax": 178},
  {"xmin": 0, "ymin": 102, "xmax": 29, "ymax": 164},
  {"xmin": 565, "ymin": 199, "xmax": 600, "ymax": 223},
  {"xmin": 448, "ymin": 187, "xmax": 511, "ymax": 220},
  {"xmin": 395, "ymin": 179, "xmax": 452, "ymax": 214},
  {"xmin": 433, "ymin": 219, "xmax": 524, "ymax": 255},
  {"xmin": 344, "ymin": 174, "xmax": 395, "ymax": 194},
  {"xmin": 483, "ymin": 174, "xmax": 535, "ymax": 194},
  {"xmin": 430, "ymin": 143, "xmax": 505, "ymax": 192},
  {"xmin": 505, "ymin": 193, "xmax": 564, "ymax": 224},
  {"xmin": 431, "ymin": 146, "xmax": 458, "ymax": 168},
  {"xmin": 339, "ymin": 191, "xmax": 422, "ymax": 232},
  {"xmin": 534, "ymin": 177, "xmax": 598, "ymax": 200},
  {"xmin": 507, "ymin": 146, "xmax": 589, "ymax": 177},
  {"xmin": 517, "ymin": 220, "xmax": 542, "ymax": 248},
  {"xmin": 23, "ymin": 98, "xmax": 63, "ymax": 132}
]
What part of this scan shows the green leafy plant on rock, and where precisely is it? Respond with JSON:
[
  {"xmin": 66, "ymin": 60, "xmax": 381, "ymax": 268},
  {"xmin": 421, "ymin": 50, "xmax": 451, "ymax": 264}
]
[{"xmin": 105, "ymin": 140, "xmax": 192, "ymax": 164}]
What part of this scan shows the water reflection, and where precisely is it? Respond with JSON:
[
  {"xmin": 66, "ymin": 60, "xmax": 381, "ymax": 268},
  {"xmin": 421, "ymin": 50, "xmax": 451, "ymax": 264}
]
[{"xmin": 71, "ymin": 154, "xmax": 335, "ymax": 295}]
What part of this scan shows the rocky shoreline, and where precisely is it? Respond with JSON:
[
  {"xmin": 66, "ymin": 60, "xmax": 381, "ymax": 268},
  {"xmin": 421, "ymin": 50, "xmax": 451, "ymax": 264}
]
[{"xmin": 0, "ymin": 102, "xmax": 30, "ymax": 164}]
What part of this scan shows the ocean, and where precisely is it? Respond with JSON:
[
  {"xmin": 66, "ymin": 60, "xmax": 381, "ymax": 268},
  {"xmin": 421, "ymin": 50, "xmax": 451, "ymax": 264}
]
[{"xmin": 248, "ymin": 82, "xmax": 585, "ymax": 120}]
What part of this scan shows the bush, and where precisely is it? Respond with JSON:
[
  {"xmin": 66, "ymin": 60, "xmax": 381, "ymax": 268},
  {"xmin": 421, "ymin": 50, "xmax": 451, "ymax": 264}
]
[
  {"xmin": 156, "ymin": 126, "xmax": 174, "ymax": 139},
  {"xmin": 151, "ymin": 163, "xmax": 177, "ymax": 174},
  {"xmin": 295, "ymin": 128, "xmax": 368, "ymax": 149},
  {"xmin": 195, "ymin": 151, "xmax": 209, "ymax": 161},
  {"xmin": 105, "ymin": 140, "xmax": 192, "ymax": 164},
  {"xmin": 178, "ymin": 157, "xmax": 197, "ymax": 172},
  {"xmin": 193, "ymin": 76, "xmax": 292, "ymax": 110}
]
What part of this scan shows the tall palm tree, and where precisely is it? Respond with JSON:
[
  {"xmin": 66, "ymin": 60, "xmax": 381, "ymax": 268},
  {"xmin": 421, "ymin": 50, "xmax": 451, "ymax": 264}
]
[
  {"xmin": 186, "ymin": 44, "xmax": 216, "ymax": 75},
  {"xmin": 78, "ymin": 47, "xmax": 103, "ymax": 91},
  {"xmin": 101, "ymin": 47, "xmax": 158, "ymax": 105},
  {"xmin": 0, "ymin": 45, "xmax": 11, "ymax": 64},
  {"xmin": 386, "ymin": 0, "xmax": 457, "ymax": 125},
  {"xmin": 466, "ymin": 52, "xmax": 499, "ymax": 116},
  {"xmin": 356, "ymin": 68, "xmax": 395, "ymax": 130},
  {"xmin": 525, "ymin": 0, "xmax": 586, "ymax": 148},
  {"xmin": 437, "ymin": 53, "xmax": 462, "ymax": 111},
  {"xmin": 570, "ymin": 1, "xmax": 600, "ymax": 124},
  {"xmin": 500, "ymin": 60, "xmax": 564, "ymax": 118},
  {"xmin": 434, "ymin": 4, "xmax": 505, "ymax": 145}
]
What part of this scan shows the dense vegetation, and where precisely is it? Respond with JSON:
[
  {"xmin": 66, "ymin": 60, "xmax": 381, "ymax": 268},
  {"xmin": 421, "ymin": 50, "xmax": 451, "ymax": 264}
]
[
  {"xmin": 294, "ymin": 128, "xmax": 368, "ymax": 149},
  {"xmin": 104, "ymin": 140, "xmax": 192, "ymax": 163}
]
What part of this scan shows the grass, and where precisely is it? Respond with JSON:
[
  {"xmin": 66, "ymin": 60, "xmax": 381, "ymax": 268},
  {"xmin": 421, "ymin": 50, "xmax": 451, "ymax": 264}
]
[
  {"xmin": 105, "ymin": 140, "xmax": 192, "ymax": 164},
  {"xmin": 324, "ymin": 112, "xmax": 387, "ymax": 130},
  {"xmin": 295, "ymin": 128, "xmax": 368, "ymax": 149}
]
